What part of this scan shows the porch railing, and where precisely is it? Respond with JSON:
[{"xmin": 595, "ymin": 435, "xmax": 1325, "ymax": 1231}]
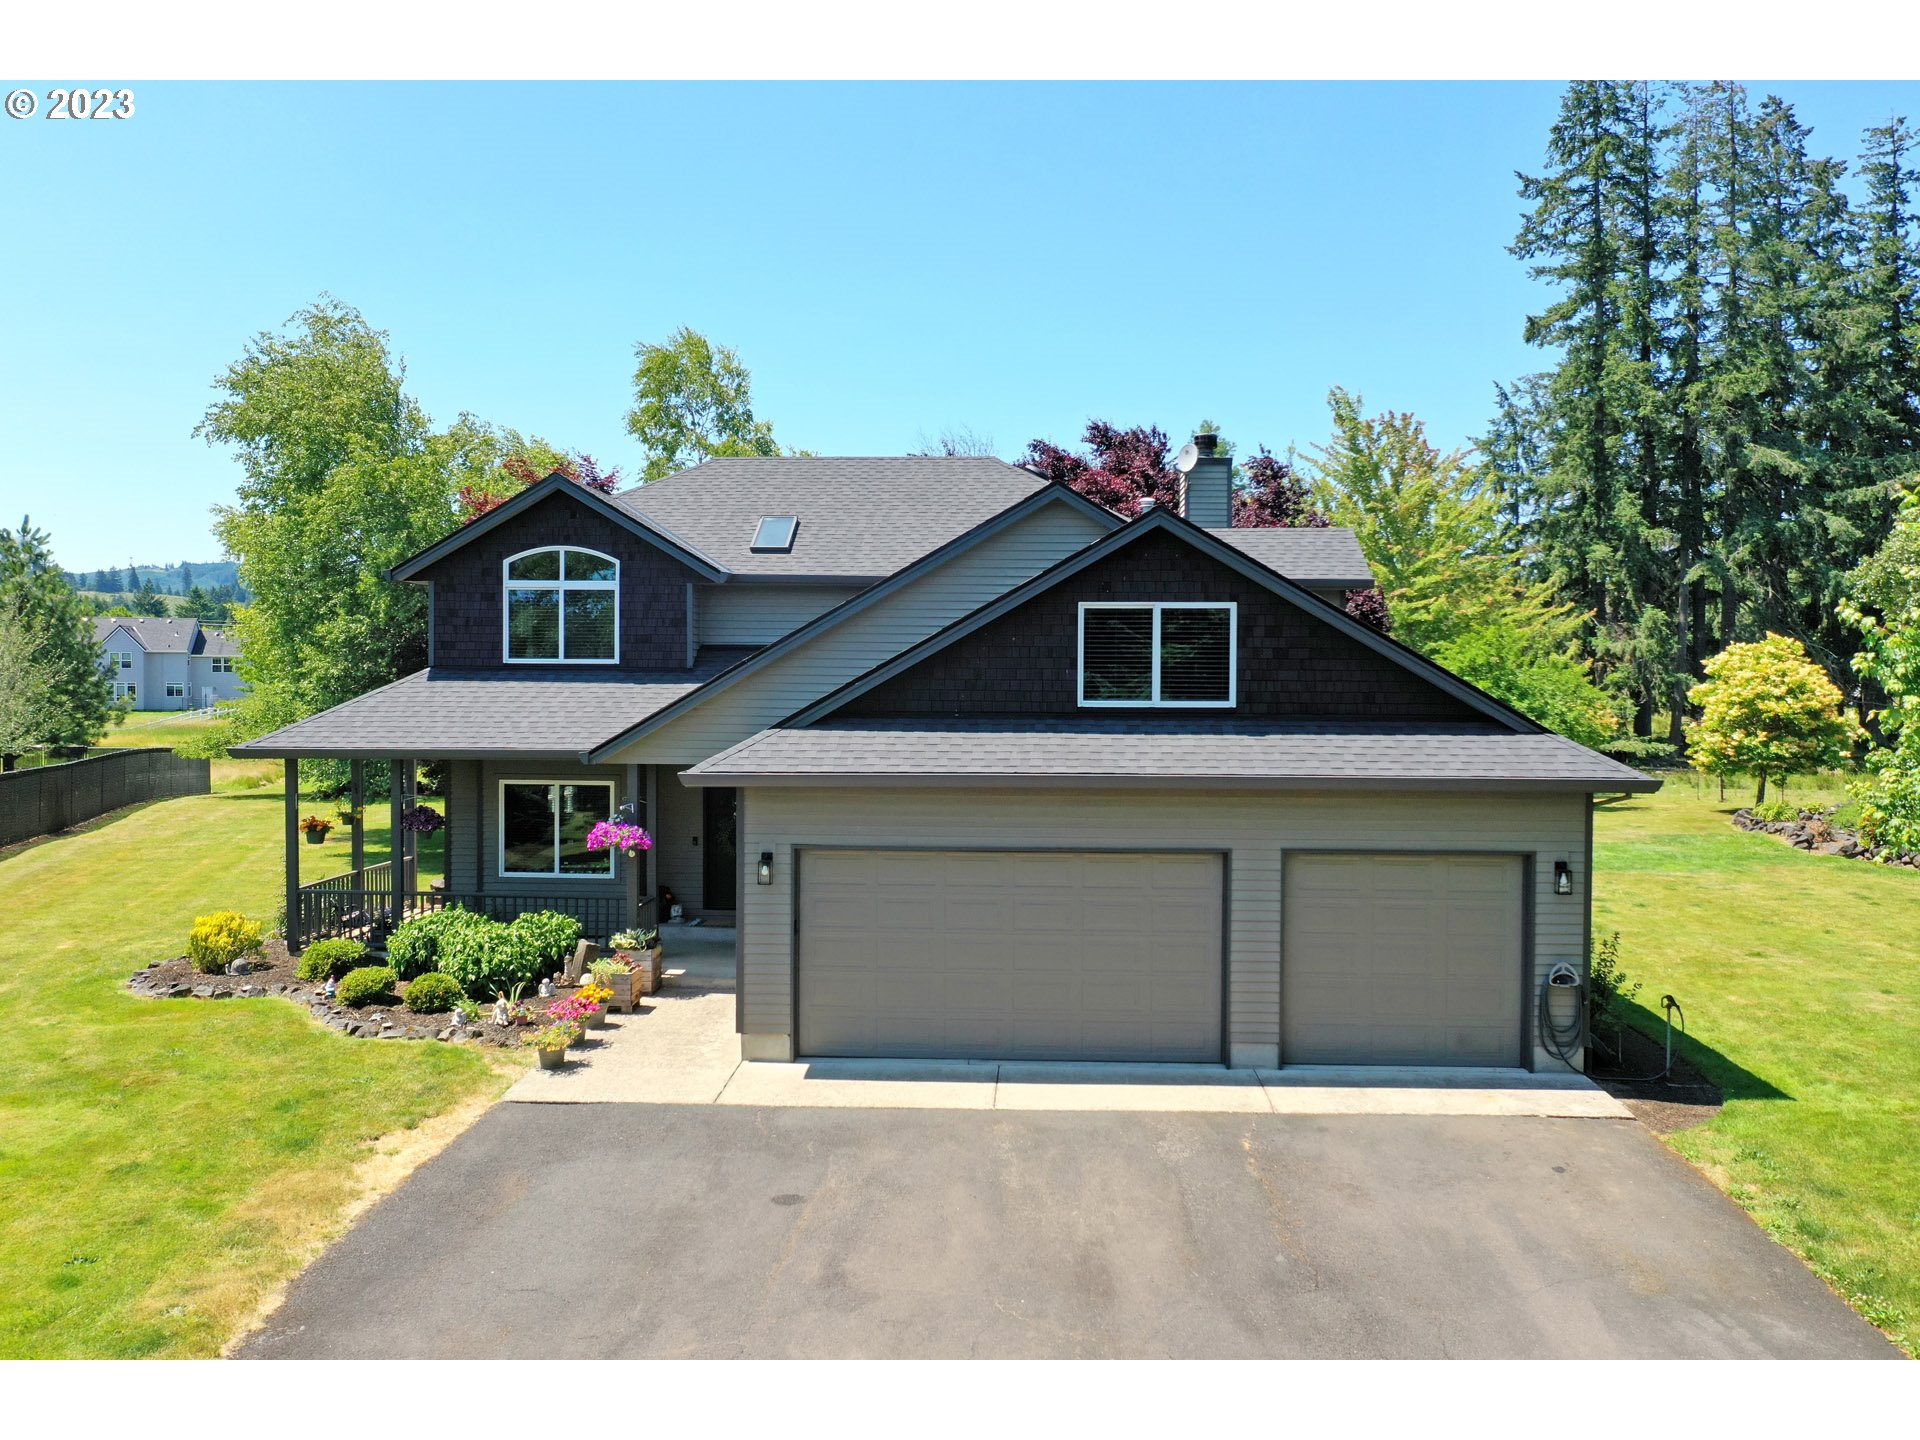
[{"xmin": 296, "ymin": 869, "xmax": 653, "ymax": 950}]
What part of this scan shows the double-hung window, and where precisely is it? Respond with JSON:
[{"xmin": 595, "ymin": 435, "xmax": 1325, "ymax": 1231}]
[
  {"xmin": 165, "ymin": 682, "xmax": 187, "ymax": 698},
  {"xmin": 1078, "ymin": 602, "xmax": 1236, "ymax": 707},
  {"xmin": 503, "ymin": 547, "xmax": 619, "ymax": 663},
  {"xmin": 499, "ymin": 780, "xmax": 615, "ymax": 878},
  {"xmin": 108, "ymin": 650, "xmax": 132, "ymax": 670},
  {"xmin": 210, "ymin": 656, "xmax": 235, "ymax": 674}
]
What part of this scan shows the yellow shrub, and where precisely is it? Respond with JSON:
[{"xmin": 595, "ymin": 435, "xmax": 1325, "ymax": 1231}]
[{"xmin": 187, "ymin": 911, "xmax": 265, "ymax": 975}]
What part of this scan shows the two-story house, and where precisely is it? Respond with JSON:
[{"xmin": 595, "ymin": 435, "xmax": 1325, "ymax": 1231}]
[
  {"xmin": 237, "ymin": 443, "xmax": 1652, "ymax": 1073},
  {"xmin": 94, "ymin": 616, "xmax": 246, "ymax": 710}
]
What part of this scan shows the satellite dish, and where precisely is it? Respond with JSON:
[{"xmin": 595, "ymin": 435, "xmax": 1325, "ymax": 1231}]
[{"xmin": 1174, "ymin": 443, "xmax": 1200, "ymax": 473}]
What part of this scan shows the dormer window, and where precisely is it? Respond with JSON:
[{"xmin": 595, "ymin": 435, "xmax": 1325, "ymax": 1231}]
[
  {"xmin": 1078, "ymin": 602, "xmax": 1236, "ymax": 707},
  {"xmin": 751, "ymin": 515, "xmax": 798, "ymax": 553},
  {"xmin": 504, "ymin": 547, "xmax": 618, "ymax": 663}
]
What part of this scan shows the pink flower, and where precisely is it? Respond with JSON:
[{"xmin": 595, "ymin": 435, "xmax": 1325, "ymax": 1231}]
[{"xmin": 585, "ymin": 820, "xmax": 653, "ymax": 856}]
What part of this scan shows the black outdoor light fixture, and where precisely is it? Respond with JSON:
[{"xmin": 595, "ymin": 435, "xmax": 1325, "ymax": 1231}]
[
  {"xmin": 1553, "ymin": 860, "xmax": 1573, "ymax": 896},
  {"xmin": 757, "ymin": 851, "xmax": 774, "ymax": 886}
]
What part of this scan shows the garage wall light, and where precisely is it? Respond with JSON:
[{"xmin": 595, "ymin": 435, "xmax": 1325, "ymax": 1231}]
[
  {"xmin": 757, "ymin": 851, "xmax": 774, "ymax": 886},
  {"xmin": 1553, "ymin": 860, "xmax": 1573, "ymax": 895}
]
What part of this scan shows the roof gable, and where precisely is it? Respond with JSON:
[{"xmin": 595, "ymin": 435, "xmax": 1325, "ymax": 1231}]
[
  {"xmin": 92, "ymin": 615, "xmax": 200, "ymax": 654},
  {"xmin": 581, "ymin": 482, "xmax": 1119, "ymax": 761},
  {"xmin": 388, "ymin": 471, "xmax": 728, "ymax": 583},
  {"xmin": 789, "ymin": 508, "xmax": 1542, "ymax": 733}
]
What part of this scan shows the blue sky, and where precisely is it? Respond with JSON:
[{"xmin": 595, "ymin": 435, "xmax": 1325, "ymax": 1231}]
[{"xmin": 3, "ymin": 80, "xmax": 1914, "ymax": 572}]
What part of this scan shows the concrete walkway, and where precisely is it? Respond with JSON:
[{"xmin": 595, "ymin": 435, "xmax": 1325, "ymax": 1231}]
[{"xmin": 507, "ymin": 928, "xmax": 1629, "ymax": 1119}]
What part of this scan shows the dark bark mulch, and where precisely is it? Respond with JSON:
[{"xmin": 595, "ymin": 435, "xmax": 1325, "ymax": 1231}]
[
  {"xmin": 124, "ymin": 937, "xmax": 569, "ymax": 1047},
  {"xmin": 1587, "ymin": 1020, "xmax": 1725, "ymax": 1134}
]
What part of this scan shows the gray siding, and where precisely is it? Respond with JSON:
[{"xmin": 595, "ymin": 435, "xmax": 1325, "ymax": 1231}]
[
  {"xmin": 447, "ymin": 758, "xmax": 484, "ymax": 891},
  {"xmin": 610, "ymin": 500, "xmax": 1110, "ymax": 765},
  {"xmin": 737, "ymin": 785, "xmax": 1589, "ymax": 1071},
  {"xmin": 655, "ymin": 771, "xmax": 705, "ymax": 914},
  {"xmin": 696, "ymin": 583, "xmax": 865, "ymax": 647}
]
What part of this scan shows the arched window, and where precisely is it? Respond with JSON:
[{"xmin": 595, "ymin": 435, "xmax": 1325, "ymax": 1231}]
[{"xmin": 503, "ymin": 547, "xmax": 619, "ymax": 663}]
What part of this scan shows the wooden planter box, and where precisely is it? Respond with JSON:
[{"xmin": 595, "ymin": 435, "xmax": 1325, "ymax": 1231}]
[{"xmin": 602, "ymin": 946, "xmax": 665, "ymax": 1012}]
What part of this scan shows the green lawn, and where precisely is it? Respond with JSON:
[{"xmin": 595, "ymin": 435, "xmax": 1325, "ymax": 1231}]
[
  {"xmin": 1595, "ymin": 774, "xmax": 1920, "ymax": 1354},
  {"xmin": 0, "ymin": 788, "xmax": 494, "ymax": 1358}
]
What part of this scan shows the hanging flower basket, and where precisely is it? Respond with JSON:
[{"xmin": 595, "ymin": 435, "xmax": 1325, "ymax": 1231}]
[
  {"xmin": 400, "ymin": 804, "xmax": 446, "ymax": 835},
  {"xmin": 299, "ymin": 815, "xmax": 332, "ymax": 845},
  {"xmin": 585, "ymin": 820, "xmax": 653, "ymax": 859}
]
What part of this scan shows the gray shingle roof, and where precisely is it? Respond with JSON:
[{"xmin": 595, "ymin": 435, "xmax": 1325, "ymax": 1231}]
[
  {"xmin": 611, "ymin": 457, "xmax": 1049, "ymax": 578},
  {"xmin": 94, "ymin": 616, "xmax": 199, "ymax": 654},
  {"xmin": 1208, "ymin": 527, "xmax": 1375, "ymax": 588},
  {"xmin": 91, "ymin": 616, "xmax": 242, "ymax": 656},
  {"xmin": 231, "ymin": 651, "xmax": 750, "ymax": 757},
  {"xmin": 681, "ymin": 719, "xmax": 1658, "ymax": 792}
]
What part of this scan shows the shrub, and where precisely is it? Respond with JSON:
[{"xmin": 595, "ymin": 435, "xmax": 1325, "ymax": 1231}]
[
  {"xmin": 402, "ymin": 971, "xmax": 463, "ymax": 1014},
  {"xmin": 588, "ymin": 956, "xmax": 631, "ymax": 983},
  {"xmin": 386, "ymin": 907, "xmax": 489, "ymax": 981},
  {"xmin": 295, "ymin": 937, "xmax": 368, "ymax": 982},
  {"xmin": 510, "ymin": 910, "xmax": 584, "ymax": 967},
  {"xmin": 1748, "ymin": 799, "xmax": 1800, "ymax": 824},
  {"xmin": 187, "ymin": 911, "xmax": 265, "ymax": 975},
  {"xmin": 437, "ymin": 919, "xmax": 545, "ymax": 1000},
  {"xmin": 336, "ymin": 965, "xmax": 398, "ymax": 1008},
  {"xmin": 1588, "ymin": 931, "xmax": 1641, "ymax": 1036}
]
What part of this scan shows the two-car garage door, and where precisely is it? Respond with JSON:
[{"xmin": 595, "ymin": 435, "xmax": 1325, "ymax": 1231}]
[
  {"xmin": 797, "ymin": 849, "xmax": 1223, "ymax": 1062},
  {"xmin": 793, "ymin": 848, "xmax": 1525, "ymax": 1068}
]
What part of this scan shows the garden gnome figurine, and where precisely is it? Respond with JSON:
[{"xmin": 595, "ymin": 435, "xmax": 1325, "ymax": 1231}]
[{"xmin": 492, "ymin": 995, "xmax": 510, "ymax": 1027}]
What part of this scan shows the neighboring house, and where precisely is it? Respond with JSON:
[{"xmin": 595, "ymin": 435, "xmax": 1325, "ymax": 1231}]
[
  {"xmin": 93, "ymin": 616, "xmax": 246, "ymax": 711},
  {"xmin": 237, "ymin": 440, "xmax": 1653, "ymax": 1073}
]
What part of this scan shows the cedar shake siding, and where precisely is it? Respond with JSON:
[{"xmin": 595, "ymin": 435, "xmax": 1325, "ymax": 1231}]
[
  {"xmin": 838, "ymin": 529, "xmax": 1482, "ymax": 722},
  {"xmin": 414, "ymin": 490, "xmax": 705, "ymax": 672}
]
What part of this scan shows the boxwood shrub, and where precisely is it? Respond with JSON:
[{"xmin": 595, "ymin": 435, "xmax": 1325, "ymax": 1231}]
[
  {"xmin": 402, "ymin": 971, "xmax": 464, "ymax": 1014},
  {"xmin": 386, "ymin": 907, "xmax": 489, "ymax": 980},
  {"xmin": 296, "ymin": 937, "xmax": 368, "ymax": 982},
  {"xmin": 336, "ymin": 965, "xmax": 398, "ymax": 1008}
]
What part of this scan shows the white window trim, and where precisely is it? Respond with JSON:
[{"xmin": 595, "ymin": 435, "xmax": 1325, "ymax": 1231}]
[
  {"xmin": 496, "ymin": 778, "xmax": 618, "ymax": 880},
  {"xmin": 165, "ymin": 682, "xmax": 187, "ymax": 698},
  {"xmin": 501, "ymin": 546, "xmax": 620, "ymax": 666},
  {"xmin": 1077, "ymin": 601, "xmax": 1238, "ymax": 709}
]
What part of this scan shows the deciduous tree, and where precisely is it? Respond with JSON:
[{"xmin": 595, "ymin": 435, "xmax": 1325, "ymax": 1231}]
[
  {"xmin": 624, "ymin": 327, "xmax": 784, "ymax": 481},
  {"xmin": 1688, "ymin": 633, "xmax": 1857, "ymax": 802}
]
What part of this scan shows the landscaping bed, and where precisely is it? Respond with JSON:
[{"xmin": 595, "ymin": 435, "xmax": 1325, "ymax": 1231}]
[
  {"xmin": 1731, "ymin": 804, "xmax": 1919, "ymax": 866},
  {"xmin": 126, "ymin": 939, "xmax": 590, "ymax": 1047}
]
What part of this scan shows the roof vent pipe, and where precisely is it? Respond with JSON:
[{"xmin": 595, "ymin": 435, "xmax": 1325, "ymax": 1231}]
[{"xmin": 1176, "ymin": 431, "xmax": 1232, "ymax": 528}]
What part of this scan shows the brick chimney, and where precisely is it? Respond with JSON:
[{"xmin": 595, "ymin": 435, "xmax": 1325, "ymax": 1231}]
[{"xmin": 1177, "ymin": 431, "xmax": 1231, "ymax": 527}]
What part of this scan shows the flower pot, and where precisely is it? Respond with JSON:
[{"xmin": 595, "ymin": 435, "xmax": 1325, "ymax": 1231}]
[
  {"xmin": 585, "ymin": 1008, "xmax": 608, "ymax": 1029},
  {"xmin": 303, "ymin": 830, "xmax": 326, "ymax": 845},
  {"xmin": 536, "ymin": 1046, "xmax": 567, "ymax": 1070}
]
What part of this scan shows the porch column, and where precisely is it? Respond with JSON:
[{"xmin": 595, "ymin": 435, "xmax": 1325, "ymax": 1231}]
[
  {"xmin": 349, "ymin": 759, "xmax": 365, "ymax": 875},
  {"xmin": 403, "ymin": 761, "xmax": 419, "ymax": 879},
  {"xmin": 644, "ymin": 763, "xmax": 659, "ymax": 918},
  {"xmin": 625, "ymin": 763, "xmax": 642, "ymax": 928},
  {"xmin": 284, "ymin": 757, "xmax": 302, "ymax": 951},
  {"xmin": 389, "ymin": 756, "xmax": 406, "ymax": 890}
]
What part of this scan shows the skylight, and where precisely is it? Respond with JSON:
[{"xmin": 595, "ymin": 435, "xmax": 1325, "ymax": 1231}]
[{"xmin": 750, "ymin": 515, "xmax": 799, "ymax": 553}]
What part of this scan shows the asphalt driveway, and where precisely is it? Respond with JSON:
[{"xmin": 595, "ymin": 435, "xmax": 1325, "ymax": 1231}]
[{"xmin": 239, "ymin": 1105, "xmax": 1896, "ymax": 1359}]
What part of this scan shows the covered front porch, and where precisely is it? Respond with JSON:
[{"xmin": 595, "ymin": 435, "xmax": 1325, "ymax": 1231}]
[{"xmin": 280, "ymin": 754, "xmax": 678, "ymax": 951}]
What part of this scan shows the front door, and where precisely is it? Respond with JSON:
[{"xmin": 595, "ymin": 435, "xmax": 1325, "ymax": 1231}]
[{"xmin": 702, "ymin": 786, "xmax": 738, "ymax": 912}]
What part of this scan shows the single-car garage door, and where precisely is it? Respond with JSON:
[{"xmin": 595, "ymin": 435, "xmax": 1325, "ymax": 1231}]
[
  {"xmin": 797, "ymin": 849, "xmax": 1223, "ymax": 1062},
  {"xmin": 1283, "ymin": 853, "xmax": 1524, "ymax": 1067}
]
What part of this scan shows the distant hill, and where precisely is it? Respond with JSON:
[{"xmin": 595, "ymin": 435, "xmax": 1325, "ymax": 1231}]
[{"xmin": 61, "ymin": 561, "xmax": 244, "ymax": 596}]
